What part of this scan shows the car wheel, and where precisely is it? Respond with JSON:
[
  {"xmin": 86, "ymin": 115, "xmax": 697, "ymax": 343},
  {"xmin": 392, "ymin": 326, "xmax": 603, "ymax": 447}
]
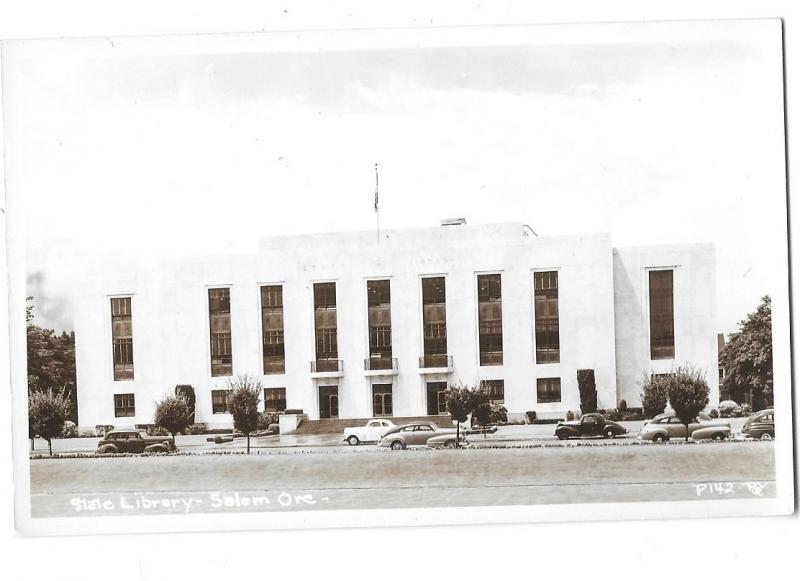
[
  {"xmin": 347, "ymin": 435, "xmax": 360, "ymax": 446},
  {"xmin": 390, "ymin": 440, "xmax": 404, "ymax": 451},
  {"xmin": 653, "ymin": 434, "xmax": 668, "ymax": 443},
  {"xmin": 760, "ymin": 432, "xmax": 773, "ymax": 441},
  {"xmin": 604, "ymin": 428, "xmax": 615, "ymax": 439},
  {"xmin": 444, "ymin": 440, "xmax": 457, "ymax": 449},
  {"xmin": 96, "ymin": 444, "xmax": 117, "ymax": 455},
  {"xmin": 711, "ymin": 432, "xmax": 725, "ymax": 442},
  {"xmin": 556, "ymin": 431, "xmax": 569, "ymax": 440}
]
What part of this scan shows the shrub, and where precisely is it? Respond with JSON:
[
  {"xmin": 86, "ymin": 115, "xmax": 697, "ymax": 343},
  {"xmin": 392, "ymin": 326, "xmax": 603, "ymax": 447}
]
[
  {"xmin": 641, "ymin": 374, "xmax": 669, "ymax": 418},
  {"xmin": 605, "ymin": 409, "xmax": 622, "ymax": 422},
  {"xmin": 565, "ymin": 410, "xmax": 575, "ymax": 421},
  {"xmin": 184, "ymin": 423, "xmax": 208, "ymax": 435},
  {"xmin": 226, "ymin": 374, "xmax": 262, "ymax": 454},
  {"xmin": 618, "ymin": 399, "xmax": 628, "ymax": 413},
  {"xmin": 489, "ymin": 404, "xmax": 508, "ymax": 424},
  {"xmin": 146, "ymin": 426, "xmax": 170, "ymax": 436},
  {"xmin": 577, "ymin": 370, "xmax": 598, "ymax": 414},
  {"xmin": 525, "ymin": 411, "xmax": 537, "ymax": 424},
  {"xmin": 283, "ymin": 409, "xmax": 303, "ymax": 415},
  {"xmin": 258, "ymin": 411, "xmax": 280, "ymax": 431},
  {"xmin": 175, "ymin": 385, "xmax": 196, "ymax": 423},
  {"xmin": 740, "ymin": 403, "xmax": 753, "ymax": 416},
  {"xmin": 719, "ymin": 400, "xmax": 742, "ymax": 418},
  {"xmin": 666, "ymin": 366, "xmax": 710, "ymax": 441},
  {"xmin": 78, "ymin": 428, "xmax": 96, "ymax": 438},
  {"xmin": 95, "ymin": 424, "xmax": 114, "ymax": 436},
  {"xmin": 708, "ymin": 408, "xmax": 719, "ymax": 419},
  {"xmin": 154, "ymin": 394, "xmax": 191, "ymax": 437},
  {"xmin": 62, "ymin": 420, "xmax": 78, "ymax": 438},
  {"xmin": 622, "ymin": 411, "xmax": 644, "ymax": 421},
  {"xmin": 29, "ymin": 387, "xmax": 72, "ymax": 455}
]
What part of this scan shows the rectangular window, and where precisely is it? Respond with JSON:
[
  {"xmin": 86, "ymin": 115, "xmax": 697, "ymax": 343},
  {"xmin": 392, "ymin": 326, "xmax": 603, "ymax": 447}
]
[
  {"xmin": 314, "ymin": 283, "xmax": 338, "ymax": 369},
  {"xmin": 111, "ymin": 297, "xmax": 134, "ymax": 380},
  {"xmin": 537, "ymin": 378, "xmax": 561, "ymax": 403},
  {"xmin": 478, "ymin": 274, "xmax": 503, "ymax": 366},
  {"xmin": 264, "ymin": 387, "xmax": 287, "ymax": 413},
  {"xmin": 261, "ymin": 285, "xmax": 285, "ymax": 374},
  {"xmin": 422, "ymin": 277, "xmax": 447, "ymax": 367},
  {"xmin": 482, "ymin": 380, "xmax": 505, "ymax": 405},
  {"xmin": 209, "ymin": 288, "xmax": 232, "ymax": 377},
  {"xmin": 372, "ymin": 384, "xmax": 393, "ymax": 417},
  {"xmin": 368, "ymin": 279, "xmax": 393, "ymax": 362},
  {"xmin": 211, "ymin": 389, "xmax": 231, "ymax": 414},
  {"xmin": 114, "ymin": 393, "xmax": 135, "ymax": 417},
  {"xmin": 534, "ymin": 271, "xmax": 560, "ymax": 364},
  {"xmin": 649, "ymin": 270, "xmax": 675, "ymax": 360}
]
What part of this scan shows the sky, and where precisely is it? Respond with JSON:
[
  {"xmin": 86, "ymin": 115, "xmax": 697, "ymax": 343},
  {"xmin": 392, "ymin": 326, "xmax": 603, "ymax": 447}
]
[{"xmin": 3, "ymin": 20, "xmax": 787, "ymax": 335}]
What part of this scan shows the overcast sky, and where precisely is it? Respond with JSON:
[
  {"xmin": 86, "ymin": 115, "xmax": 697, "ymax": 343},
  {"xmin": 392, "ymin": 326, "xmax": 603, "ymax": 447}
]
[{"xmin": 3, "ymin": 20, "xmax": 787, "ymax": 334}]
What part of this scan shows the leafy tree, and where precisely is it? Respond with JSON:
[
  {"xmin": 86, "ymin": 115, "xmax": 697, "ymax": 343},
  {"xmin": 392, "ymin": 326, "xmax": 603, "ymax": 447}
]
[
  {"xmin": 175, "ymin": 385, "xmax": 196, "ymax": 424},
  {"xmin": 666, "ymin": 366, "xmax": 710, "ymax": 441},
  {"xmin": 446, "ymin": 383, "xmax": 488, "ymax": 446},
  {"xmin": 719, "ymin": 296, "xmax": 773, "ymax": 410},
  {"xmin": 472, "ymin": 400, "xmax": 492, "ymax": 439},
  {"xmin": 226, "ymin": 374, "xmax": 262, "ymax": 454},
  {"xmin": 29, "ymin": 387, "xmax": 72, "ymax": 456},
  {"xmin": 641, "ymin": 373, "xmax": 669, "ymax": 419},
  {"xmin": 26, "ymin": 297, "xmax": 77, "ymax": 423},
  {"xmin": 577, "ymin": 369, "xmax": 598, "ymax": 414},
  {"xmin": 154, "ymin": 395, "xmax": 191, "ymax": 438}
]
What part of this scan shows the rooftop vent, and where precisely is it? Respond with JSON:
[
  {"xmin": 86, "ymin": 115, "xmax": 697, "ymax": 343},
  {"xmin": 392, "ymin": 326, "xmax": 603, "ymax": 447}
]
[{"xmin": 440, "ymin": 218, "xmax": 467, "ymax": 227}]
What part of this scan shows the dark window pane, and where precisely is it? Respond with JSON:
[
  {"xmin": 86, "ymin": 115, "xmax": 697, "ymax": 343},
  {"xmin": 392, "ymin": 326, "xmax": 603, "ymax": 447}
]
[
  {"xmin": 211, "ymin": 389, "xmax": 231, "ymax": 414},
  {"xmin": 209, "ymin": 288, "xmax": 233, "ymax": 376},
  {"xmin": 649, "ymin": 270, "xmax": 675, "ymax": 360},
  {"xmin": 313, "ymin": 282, "xmax": 337, "ymax": 309},
  {"xmin": 264, "ymin": 388, "xmax": 286, "ymax": 413},
  {"xmin": 537, "ymin": 378, "xmax": 561, "ymax": 403},
  {"xmin": 114, "ymin": 393, "xmax": 136, "ymax": 417},
  {"xmin": 534, "ymin": 272, "xmax": 560, "ymax": 363},
  {"xmin": 111, "ymin": 297, "xmax": 134, "ymax": 381},
  {"xmin": 261, "ymin": 285, "xmax": 285, "ymax": 374},
  {"xmin": 422, "ymin": 278, "xmax": 447, "ymax": 360},
  {"xmin": 482, "ymin": 380, "xmax": 505, "ymax": 405},
  {"xmin": 367, "ymin": 279, "xmax": 391, "ymax": 307}
]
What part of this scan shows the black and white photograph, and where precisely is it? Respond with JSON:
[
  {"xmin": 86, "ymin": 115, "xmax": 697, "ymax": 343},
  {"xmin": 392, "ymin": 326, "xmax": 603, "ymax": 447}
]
[{"xmin": 2, "ymin": 15, "xmax": 794, "ymax": 540}]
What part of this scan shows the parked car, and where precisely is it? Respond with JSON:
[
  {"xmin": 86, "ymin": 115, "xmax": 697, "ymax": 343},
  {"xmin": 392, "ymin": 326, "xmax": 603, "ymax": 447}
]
[
  {"xmin": 555, "ymin": 413, "xmax": 627, "ymax": 440},
  {"xmin": 96, "ymin": 430, "xmax": 176, "ymax": 454},
  {"xmin": 378, "ymin": 421, "xmax": 455, "ymax": 450},
  {"xmin": 742, "ymin": 408, "xmax": 775, "ymax": 440},
  {"xmin": 344, "ymin": 419, "xmax": 397, "ymax": 445},
  {"xmin": 638, "ymin": 413, "xmax": 730, "ymax": 442},
  {"xmin": 427, "ymin": 432, "xmax": 468, "ymax": 449}
]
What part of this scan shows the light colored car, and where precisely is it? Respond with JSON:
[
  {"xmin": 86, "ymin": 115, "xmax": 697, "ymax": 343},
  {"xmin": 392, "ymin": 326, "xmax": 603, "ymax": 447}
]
[
  {"xmin": 638, "ymin": 413, "xmax": 730, "ymax": 442},
  {"xmin": 378, "ymin": 421, "xmax": 455, "ymax": 450},
  {"xmin": 343, "ymin": 419, "xmax": 396, "ymax": 445},
  {"xmin": 427, "ymin": 432, "xmax": 468, "ymax": 449}
]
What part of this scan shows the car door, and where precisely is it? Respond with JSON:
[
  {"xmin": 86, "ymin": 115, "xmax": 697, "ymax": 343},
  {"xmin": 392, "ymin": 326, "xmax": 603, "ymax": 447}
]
[
  {"xmin": 127, "ymin": 432, "xmax": 147, "ymax": 453},
  {"xmin": 365, "ymin": 421, "xmax": 382, "ymax": 441},
  {"xmin": 666, "ymin": 417, "xmax": 687, "ymax": 438},
  {"xmin": 411, "ymin": 424, "xmax": 435, "ymax": 445},
  {"xmin": 580, "ymin": 415, "xmax": 601, "ymax": 437}
]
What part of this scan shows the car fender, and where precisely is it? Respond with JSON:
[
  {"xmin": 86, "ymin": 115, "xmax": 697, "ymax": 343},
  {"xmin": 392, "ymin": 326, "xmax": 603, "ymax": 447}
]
[
  {"xmin": 96, "ymin": 444, "xmax": 118, "ymax": 455},
  {"xmin": 691, "ymin": 426, "xmax": 730, "ymax": 441},
  {"xmin": 642, "ymin": 427, "xmax": 669, "ymax": 441},
  {"xmin": 555, "ymin": 425, "xmax": 580, "ymax": 437}
]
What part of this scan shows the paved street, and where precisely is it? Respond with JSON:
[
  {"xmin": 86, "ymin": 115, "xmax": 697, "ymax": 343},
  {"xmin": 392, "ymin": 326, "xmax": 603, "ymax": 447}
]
[
  {"xmin": 30, "ymin": 418, "xmax": 751, "ymax": 455},
  {"xmin": 29, "ymin": 440, "xmax": 775, "ymax": 518}
]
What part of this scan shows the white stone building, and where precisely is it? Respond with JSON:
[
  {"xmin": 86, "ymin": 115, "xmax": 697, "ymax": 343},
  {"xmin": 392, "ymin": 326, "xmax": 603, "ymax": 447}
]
[{"xmin": 74, "ymin": 222, "xmax": 718, "ymax": 429}]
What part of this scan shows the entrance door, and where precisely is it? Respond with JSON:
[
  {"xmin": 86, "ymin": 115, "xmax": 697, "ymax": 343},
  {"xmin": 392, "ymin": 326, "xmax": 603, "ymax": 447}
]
[
  {"xmin": 319, "ymin": 385, "xmax": 339, "ymax": 419},
  {"xmin": 372, "ymin": 384, "xmax": 393, "ymax": 417},
  {"xmin": 426, "ymin": 382, "xmax": 448, "ymax": 415}
]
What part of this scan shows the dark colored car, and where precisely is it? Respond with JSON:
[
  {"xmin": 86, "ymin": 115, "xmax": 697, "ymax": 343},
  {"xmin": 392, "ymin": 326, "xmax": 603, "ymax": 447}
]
[
  {"xmin": 96, "ymin": 430, "xmax": 176, "ymax": 454},
  {"xmin": 742, "ymin": 409, "xmax": 775, "ymax": 440},
  {"xmin": 555, "ymin": 413, "xmax": 627, "ymax": 440}
]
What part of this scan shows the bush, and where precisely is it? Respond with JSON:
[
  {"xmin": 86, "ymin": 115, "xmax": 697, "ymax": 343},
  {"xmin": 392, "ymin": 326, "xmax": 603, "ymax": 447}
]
[
  {"xmin": 719, "ymin": 400, "xmax": 743, "ymax": 418},
  {"xmin": 146, "ymin": 426, "xmax": 170, "ymax": 436},
  {"xmin": 489, "ymin": 404, "xmax": 508, "ymax": 424},
  {"xmin": 740, "ymin": 403, "xmax": 753, "ymax": 416},
  {"xmin": 283, "ymin": 409, "xmax": 303, "ymax": 415},
  {"xmin": 618, "ymin": 399, "xmax": 628, "ymax": 413},
  {"xmin": 78, "ymin": 428, "xmax": 96, "ymax": 438},
  {"xmin": 258, "ymin": 411, "xmax": 280, "ymax": 431},
  {"xmin": 525, "ymin": 411, "xmax": 537, "ymax": 424},
  {"xmin": 184, "ymin": 423, "xmax": 208, "ymax": 435},
  {"xmin": 95, "ymin": 424, "xmax": 114, "ymax": 436},
  {"xmin": 62, "ymin": 420, "xmax": 78, "ymax": 438},
  {"xmin": 641, "ymin": 374, "xmax": 669, "ymax": 418},
  {"xmin": 565, "ymin": 410, "xmax": 575, "ymax": 421},
  {"xmin": 621, "ymin": 411, "xmax": 644, "ymax": 421},
  {"xmin": 577, "ymin": 370, "xmax": 598, "ymax": 414},
  {"xmin": 154, "ymin": 394, "xmax": 191, "ymax": 437},
  {"xmin": 605, "ymin": 409, "xmax": 621, "ymax": 422},
  {"xmin": 708, "ymin": 408, "xmax": 719, "ymax": 419},
  {"xmin": 666, "ymin": 366, "xmax": 710, "ymax": 441},
  {"xmin": 175, "ymin": 385, "xmax": 196, "ymax": 423}
]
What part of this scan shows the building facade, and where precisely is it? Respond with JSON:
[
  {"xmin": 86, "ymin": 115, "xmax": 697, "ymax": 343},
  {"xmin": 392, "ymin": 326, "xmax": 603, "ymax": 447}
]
[{"xmin": 74, "ymin": 222, "xmax": 718, "ymax": 429}]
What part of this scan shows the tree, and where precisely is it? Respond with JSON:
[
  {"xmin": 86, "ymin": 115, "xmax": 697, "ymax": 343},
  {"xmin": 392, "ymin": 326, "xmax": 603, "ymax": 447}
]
[
  {"xmin": 472, "ymin": 400, "xmax": 492, "ymax": 439},
  {"xmin": 29, "ymin": 387, "xmax": 71, "ymax": 456},
  {"xmin": 226, "ymin": 374, "xmax": 262, "ymax": 454},
  {"xmin": 154, "ymin": 395, "xmax": 191, "ymax": 438},
  {"xmin": 175, "ymin": 385, "xmax": 196, "ymax": 424},
  {"xmin": 26, "ymin": 297, "xmax": 77, "ymax": 423},
  {"xmin": 719, "ymin": 296, "xmax": 773, "ymax": 410},
  {"xmin": 577, "ymin": 369, "xmax": 598, "ymax": 414},
  {"xmin": 666, "ymin": 366, "xmax": 710, "ymax": 441},
  {"xmin": 641, "ymin": 373, "xmax": 669, "ymax": 419},
  {"xmin": 445, "ymin": 383, "xmax": 487, "ymax": 446}
]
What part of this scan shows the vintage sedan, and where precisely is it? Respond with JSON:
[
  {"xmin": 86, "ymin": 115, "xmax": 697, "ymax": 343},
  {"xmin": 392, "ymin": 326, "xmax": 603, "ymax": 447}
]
[
  {"xmin": 638, "ymin": 413, "xmax": 730, "ymax": 442},
  {"xmin": 554, "ymin": 413, "xmax": 627, "ymax": 440},
  {"xmin": 96, "ymin": 430, "xmax": 176, "ymax": 454},
  {"xmin": 343, "ymin": 419, "xmax": 397, "ymax": 445},
  {"xmin": 742, "ymin": 408, "xmax": 775, "ymax": 440},
  {"xmin": 427, "ymin": 432, "xmax": 468, "ymax": 449},
  {"xmin": 378, "ymin": 421, "xmax": 455, "ymax": 450}
]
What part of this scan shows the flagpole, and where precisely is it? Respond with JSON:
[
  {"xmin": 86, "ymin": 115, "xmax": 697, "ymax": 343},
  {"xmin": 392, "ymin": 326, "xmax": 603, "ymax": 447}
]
[{"xmin": 374, "ymin": 162, "xmax": 380, "ymax": 244}]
